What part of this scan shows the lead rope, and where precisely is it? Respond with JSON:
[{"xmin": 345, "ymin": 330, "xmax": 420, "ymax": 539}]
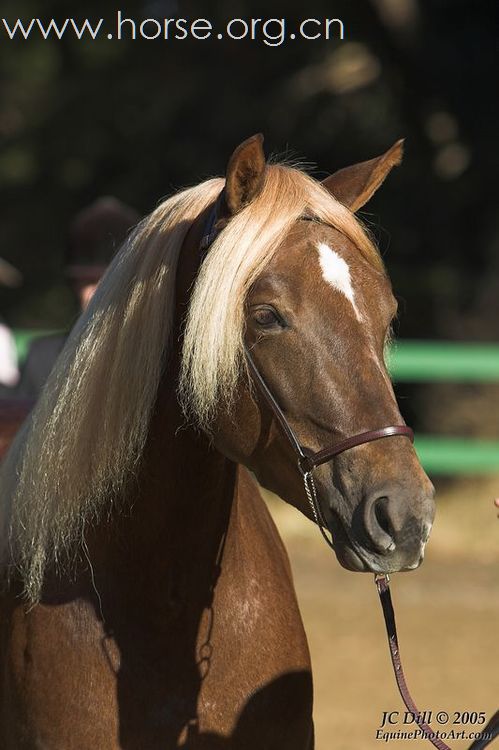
[
  {"xmin": 375, "ymin": 573, "xmax": 499, "ymax": 750},
  {"xmin": 375, "ymin": 573, "xmax": 453, "ymax": 750},
  {"xmin": 301, "ymin": 468, "xmax": 499, "ymax": 750}
]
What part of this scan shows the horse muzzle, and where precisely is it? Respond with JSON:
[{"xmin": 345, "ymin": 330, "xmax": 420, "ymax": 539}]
[{"xmin": 325, "ymin": 482, "xmax": 435, "ymax": 574}]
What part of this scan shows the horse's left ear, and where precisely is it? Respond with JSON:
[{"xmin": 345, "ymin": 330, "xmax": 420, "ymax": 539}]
[
  {"xmin": 323, "ymin": 140, "xmax": 404, "ymax": 212},
  {"xmin": 224, "ymin": 134, "xmax": 267, "ymax": 215}
]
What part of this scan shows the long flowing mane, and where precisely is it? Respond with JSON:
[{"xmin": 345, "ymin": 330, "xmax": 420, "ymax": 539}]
[{"xmin": 1, "ymin": 164, "xmax": 380, "ymax": 601}]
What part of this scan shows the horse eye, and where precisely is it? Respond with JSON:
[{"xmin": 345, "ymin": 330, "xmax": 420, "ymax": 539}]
[{"xmin": 253, "ymin": 306, "xmax": 282, "ymax": 328}]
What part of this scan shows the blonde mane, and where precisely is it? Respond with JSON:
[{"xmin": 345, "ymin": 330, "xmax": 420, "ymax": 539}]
[
  {"xmin": 1, "ymin": 164, "xmax": 380, "ymax": 601},
  {"xmin": 1, "ymin": 178, "xmax": 223, "ymax": 600}
]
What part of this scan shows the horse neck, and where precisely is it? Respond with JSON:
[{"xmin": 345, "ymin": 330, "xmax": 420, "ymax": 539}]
[
  {"xmin": 86, "ymin": 369, "xmax": 238, "ymax": 611},
  {"xmin": 139, "ymin": 368, "xmax": 237, "ymax": 553}
]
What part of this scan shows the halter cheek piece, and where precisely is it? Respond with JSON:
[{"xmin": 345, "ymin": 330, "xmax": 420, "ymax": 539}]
[{"xmin": 199, "ymin": 197, "xmax": 499, "ymax": 750}]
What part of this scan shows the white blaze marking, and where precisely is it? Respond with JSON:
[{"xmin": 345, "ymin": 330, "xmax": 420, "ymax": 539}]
[{"xmin": 316, "ymin": 242, "xmax": 362, "ymax": 320}]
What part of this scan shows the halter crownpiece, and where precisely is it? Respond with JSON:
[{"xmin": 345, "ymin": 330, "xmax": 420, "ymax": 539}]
[{"xmin": 199, "ymin": 192, "xmax": 227, "ymax": 252}]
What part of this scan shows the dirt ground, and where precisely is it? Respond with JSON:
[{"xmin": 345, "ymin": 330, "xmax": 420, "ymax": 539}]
[{"xmin": 262, "ymin": 476, "xmax": 499, "ymax": 750}]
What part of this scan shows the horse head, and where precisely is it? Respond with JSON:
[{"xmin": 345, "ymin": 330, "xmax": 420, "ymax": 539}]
[{"xmin": 181, "ymin": 135, "xmax": 435, "ymax": 574}]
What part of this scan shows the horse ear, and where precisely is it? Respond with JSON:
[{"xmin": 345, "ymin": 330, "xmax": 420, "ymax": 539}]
[
  {"xmin": 322, "ymin": 140, "xmax": 404, "ymax": 212},
  {"xmin": 224, "ymin": 134, "xmax": 266, "ymax": 216}
]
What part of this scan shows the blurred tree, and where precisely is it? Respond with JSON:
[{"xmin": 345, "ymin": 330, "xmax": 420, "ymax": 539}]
[{"xmin": 0, "ymin": 0, "xmax": 497, "ymax": 346}]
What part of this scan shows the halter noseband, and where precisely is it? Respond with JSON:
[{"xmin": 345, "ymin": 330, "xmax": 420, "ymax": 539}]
[
  {"xmin": 246, "ymin": 349, "xmax": 414, "ymax": 476},
  {"xmin": 244, "ymin": 348, "xmax": 413, "ymax": 551},
  {"xmin": 198, "ymin": 197, "xmax": 499, "ymax": 750}
]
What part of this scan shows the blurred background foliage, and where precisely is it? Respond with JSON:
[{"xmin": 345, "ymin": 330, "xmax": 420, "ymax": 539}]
[{"xmin": 0, "ymin": 0, "xmax": 497, "ymax": 344}]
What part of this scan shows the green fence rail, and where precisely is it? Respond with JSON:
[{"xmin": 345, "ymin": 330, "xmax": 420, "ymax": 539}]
[
  {"xmin": 388, "ymin": 341, "xmax": 499, "ymax": 383},
  {"xmin": 414, "ymin": 437, "xmax": 499, "ymax": 475},
  {"xmin": 14, "ymin": 329, "xmax": 63, "ymax": 365},
  {"xmin": 11, "ymin": 332, "xmax": 499, "ymax": 476},
  {"xmin": 390, "ymin": 341, "xmax": 499, "ymax": 474}
]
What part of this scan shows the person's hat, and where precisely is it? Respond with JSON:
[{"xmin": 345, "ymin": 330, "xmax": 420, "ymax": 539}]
[
  {"xmin": 0, "ymin": 258, "xmax": 22, "ymax": 288},
  {"xmin": 66, "ymin": 197, "xmax": 140, "ymax": 282}
]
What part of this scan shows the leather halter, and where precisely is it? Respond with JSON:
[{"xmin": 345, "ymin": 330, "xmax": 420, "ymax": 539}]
[
  {"xmin": 245, "ymin": 348, "xmax": 413, "ymax": 552},
  {"xmin": 200, "ymin": 196, "xmax": 414, "ymax": 485},
  {"xmin": 198, "ymin": 197, "xmax": 499, "ymax": 750},
  {"xmin": 246, "ymin": 349, "xmax": 414, "ymax": 476}
]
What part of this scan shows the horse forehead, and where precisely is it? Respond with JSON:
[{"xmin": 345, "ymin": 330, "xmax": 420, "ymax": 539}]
[
  {"xmin": 274, "ymin": 223, "xmax": 377, "ymax": 293},
  {"xmin": 269, "ymin": 224, "xmax": 394, "ymax": 327},
  {"xmin": 270, "ymin": 220, "xmax": 389, "ymax": 287},
  {"xmin": 316, "ymin": 241, "xmax": 357, "ymax": 303}
]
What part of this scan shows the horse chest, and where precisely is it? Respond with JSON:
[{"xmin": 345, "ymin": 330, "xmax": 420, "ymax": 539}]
[{"xmin": 0, "ymin": 526, "xmax": 312, "ymax": 750}]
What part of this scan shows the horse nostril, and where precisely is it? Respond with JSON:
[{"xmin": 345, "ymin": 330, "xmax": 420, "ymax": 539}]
[
  {"xmin": 374, "ymin": 497, "xmax": 394, "ymax": 539},
  {"xmin": 364, "ymin": 495, "xmax": 396, "ymax": 555}
]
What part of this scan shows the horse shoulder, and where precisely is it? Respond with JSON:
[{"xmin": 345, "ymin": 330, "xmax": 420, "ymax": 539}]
[{"xmin": 0, "ymin": 592, "xmax": 119, "ymax": 748}]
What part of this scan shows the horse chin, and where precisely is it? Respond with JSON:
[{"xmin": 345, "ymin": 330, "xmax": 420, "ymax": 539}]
[
  {"xmin": 333, "ymin": 543, "xmax": 368, "ymax": 572},
  {"xmin": 333, "ymin": 535, "xmax": 427, "ymax": 574},
  {"xmin": 324, "ymin": 511, "xmax": 369, "ymax": 571}
]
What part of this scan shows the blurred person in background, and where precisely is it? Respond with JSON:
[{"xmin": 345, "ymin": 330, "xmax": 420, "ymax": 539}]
[
  {"xmin": 17, "ymin": 197, "xmax": 139, "ymax": 399},
  {"xmin": 0, "ymin": 259, "xmax": 23, "ymax": 397}
]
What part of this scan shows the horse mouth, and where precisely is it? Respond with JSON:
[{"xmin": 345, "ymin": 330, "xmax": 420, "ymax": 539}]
[
  {"xmin": 334, "ymin": 542, "xmax": 369, "ymax": 572},
  {"xmin": 327, "ymin": 518, "xmax": 371, "ymax": 572},
  {"xmin": 325, "ymin": 509, "xmax": 426, "ymax": 574}
]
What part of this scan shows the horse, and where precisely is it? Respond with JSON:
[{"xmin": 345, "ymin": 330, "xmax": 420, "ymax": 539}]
[{"xmin": 0, "ymin": 135, "xmax": 435, "ymax": 749}]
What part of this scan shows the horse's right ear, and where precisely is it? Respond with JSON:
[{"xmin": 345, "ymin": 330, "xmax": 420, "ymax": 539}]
[
  {"xmin": 322, "ymin": 140, "xmax": 404, "ymax": 212},
  {"xmin": 224, "ymin": 134, "xmax": 266, "ymax": 216}
]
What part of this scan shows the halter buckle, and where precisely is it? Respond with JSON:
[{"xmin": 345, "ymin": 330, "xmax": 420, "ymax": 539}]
[{"xmin": 297, "ymin": 455, "xmax": 313, "ymax": 476}]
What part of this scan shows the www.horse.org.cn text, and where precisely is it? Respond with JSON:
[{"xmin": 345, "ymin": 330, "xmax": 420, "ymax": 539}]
[{"xmin": 1, "ymin": 14, "xmax": 346, "ymax": 46}]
